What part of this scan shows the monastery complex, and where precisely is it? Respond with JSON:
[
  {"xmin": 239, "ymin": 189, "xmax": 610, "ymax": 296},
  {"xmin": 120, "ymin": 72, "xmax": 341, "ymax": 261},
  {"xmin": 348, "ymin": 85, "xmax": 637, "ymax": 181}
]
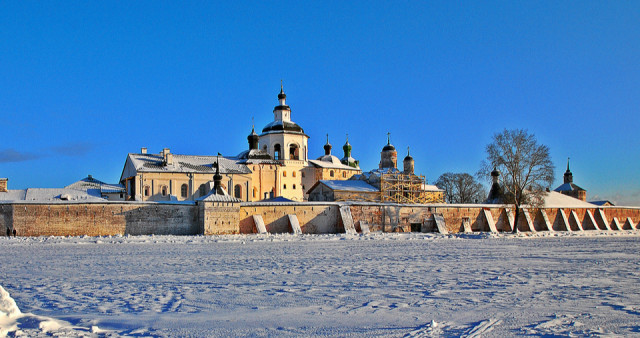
[
  {"xmin": 0, "ymin": 85, "xmax": 638, "ymax": 237},
  {"xmin": 119, "ymin": 84, "xmax": 443, "ymax": 204}
]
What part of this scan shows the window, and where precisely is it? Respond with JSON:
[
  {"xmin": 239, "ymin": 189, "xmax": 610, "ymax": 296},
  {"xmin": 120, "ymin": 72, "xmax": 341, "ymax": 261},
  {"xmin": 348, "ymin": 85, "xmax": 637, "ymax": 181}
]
[
  {"xmin": 342, "ymin": 171, "xmax": 346, "ymax": 178},
  {"xmin": 330, "ymin": 170, "xmax": 335, "ymax": 177},
  {"xmin": 289, "ymin": 144, "xmax": 299, "ymax": 160},
  {"xmin": 144, "ymin": 186, "xmax": 150, "ymax": 197},
  {"xmin": 181, "ymin": 184, "xmax": 188, "ymax": 198},
  {"xmin": 292, "ymin": 171, "xmax": 296, "ymax": 177},
  {"xmin": 301, "ymin": 171, "xmax": 305, "ymax": 178},
  {"xmin": 283, "ymin": 184, "xmax": 287, "ymax": 189},
  {"xmin": 199, "ymin": 184, "xmax": 206, "ymax": 196},
  {"xmin": 274, "ymin": 144, "xmax": 282, "ymax": 160},
  {"xmin": 234, "ymin": 184, "xmax": 242, "ymax": 199},
  {"xmin": 283, "ymin": 171, "xmax": 287, "ymax": 177},
  {"xmin": 293, "ymin": 184, "xmax": 296, "ymax": 189},
  {"xmin": 253, "ymin": 187, "xmax": 257, "ymax": 198},
  {"xmin": 161, "ymin": 186, "xmax": 168, "ymax": 196}
]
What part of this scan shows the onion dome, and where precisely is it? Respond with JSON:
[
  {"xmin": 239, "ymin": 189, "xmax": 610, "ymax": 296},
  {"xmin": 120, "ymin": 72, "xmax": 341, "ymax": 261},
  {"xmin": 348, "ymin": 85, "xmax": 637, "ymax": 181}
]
[
  {"xmin": 278, "ymin": 80, "xmax": 286, "ymax": 100},
  {"xmin": 404, "ymin": 147, "xmax": 413, "ymax": 162},
  {"xmin": 324, "ymin": 134, "xmax": 332, "ymax": 155},
  {"xmin": 491, "ymin": 167, "xmax": 500, "ymax": 177},
  {"xmin": 343, "ymin": 135, "xmax": 352, "ymax": 156},
  {"xmin": 382, "ymin": 132, "xmax": 395, "ymax": 151},
  {"xmin": 247, "ymin": 126, "xmax": 259, "ymax": 150}
]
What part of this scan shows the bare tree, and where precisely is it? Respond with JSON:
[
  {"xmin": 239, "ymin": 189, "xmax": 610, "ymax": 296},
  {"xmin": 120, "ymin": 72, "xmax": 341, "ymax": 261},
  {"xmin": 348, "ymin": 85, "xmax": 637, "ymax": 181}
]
[
  {"xmin": 480, "ymin": 129, "xmax": 555, "ymax": 233},
  {"xmin": 435, "ymin": 172, "xmax": 487, "ymax": 204}
]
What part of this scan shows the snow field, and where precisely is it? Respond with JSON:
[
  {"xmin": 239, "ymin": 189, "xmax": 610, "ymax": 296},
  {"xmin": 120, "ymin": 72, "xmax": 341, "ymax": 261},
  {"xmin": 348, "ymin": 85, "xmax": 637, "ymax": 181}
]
[{"xmin": 1, "ymin": 231, "xmax": 640, "ymax": 336}]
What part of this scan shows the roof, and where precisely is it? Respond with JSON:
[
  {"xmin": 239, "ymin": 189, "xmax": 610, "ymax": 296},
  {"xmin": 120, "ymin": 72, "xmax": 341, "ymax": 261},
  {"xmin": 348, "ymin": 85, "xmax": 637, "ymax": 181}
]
[
  {"xmin": 318, "ymin": 180, "xmax": 379, "ymax": 192},
  {"xmin": 259, "ymin": 196, "xmax": 295, "ymax": 203},
  {"xmin": 197, "ymin": 187, "xmax": 242, "ymax": 203},
  {"xmin": 589, "ymin": 200, "xmax": 615, "ymax": 206},
  {"xmin": 65, "ymin": 176, "xmax": 125, "ymax": 194},
  {"xmin": 122, "ymin": 153, "xmax": 251, "ymax": 179},
  {"xmin": 260, "ymin": 120, "xmax": 307, "ymax": 136},
  {"xmin": 0, "ymin": 188, "xmax": 106, "ymax": 202},
  {"xmin": 544, "ymin": 191, "xmax": 594, "ymax": 207},
  {"xmin": 554, "ymin": 182, "xmax": 585, "ymax": 192},
  {"xmin": 235, "ymin": 149, "xmax": 278, "ymax": 164},
  {"xmin": 308, "ymin": 159, "xmax": 361, "ymax": 170}
]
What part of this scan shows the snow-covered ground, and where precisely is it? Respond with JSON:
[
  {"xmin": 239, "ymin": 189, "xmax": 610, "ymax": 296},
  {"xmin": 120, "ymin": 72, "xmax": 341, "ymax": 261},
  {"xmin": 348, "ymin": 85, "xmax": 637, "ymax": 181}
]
[{"xmin": 2, "ymin": 231, "xmax": 640, "ymax": 337}]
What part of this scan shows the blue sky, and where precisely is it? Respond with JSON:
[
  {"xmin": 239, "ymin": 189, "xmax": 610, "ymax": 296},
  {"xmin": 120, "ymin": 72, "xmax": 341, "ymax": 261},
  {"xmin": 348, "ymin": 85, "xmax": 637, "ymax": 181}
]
[{"xmin": 1, "ymin": 1, "xmax": 638, "ymax": 205}]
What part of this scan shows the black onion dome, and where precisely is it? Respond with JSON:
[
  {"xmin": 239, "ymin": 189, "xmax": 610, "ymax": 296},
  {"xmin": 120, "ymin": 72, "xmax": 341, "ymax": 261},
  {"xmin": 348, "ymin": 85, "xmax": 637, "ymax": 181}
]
[
  {"xmin": 404, "ymin": 154, "xmax": 413, "ymax": 161},
  {"xmin": 261, "ymin": 120, "xmax": 305, "ymax": 134},
  {"xmin": 278, "ymin": 91, "xmax": 286, "ymax": 100},
  {"xmin": 491, "ymin": 167, "xmax": 500, "ymax": 177},
  {"xmin": 382, "ymin": 143, "xmax": 396, "ymax": 151}
]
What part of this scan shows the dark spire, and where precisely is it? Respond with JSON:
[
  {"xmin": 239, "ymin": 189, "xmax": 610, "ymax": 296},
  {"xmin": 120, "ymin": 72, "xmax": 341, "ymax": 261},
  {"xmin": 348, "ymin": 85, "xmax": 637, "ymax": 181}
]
[
  {"xmin": 278, "ymin": 80, "xmax": 286, "ymax": 100},
  {"xmin": 486, "ymin": 167, "xmax": 504, "ymax": 203},
  {"xmin": 563, "ymin": 157, "xmax": 573, "ymax": 184},
  {"xmin": 324, "ymin": 134, "xmax": 332, "ymax": 155},
  {"xmin": 247, "ymin": 124, "xmax": 259, "ymax": 150},
  {"xmin": 382, "ymin": 132, "xmax": 396, "ymax": 151},
  {"xmin": 213, "ymin": 155, "xmax": 222, "ymax": 193},
  {"xmin": 491, "ymin": 166, "xmax": 500, "ymax": 178}
]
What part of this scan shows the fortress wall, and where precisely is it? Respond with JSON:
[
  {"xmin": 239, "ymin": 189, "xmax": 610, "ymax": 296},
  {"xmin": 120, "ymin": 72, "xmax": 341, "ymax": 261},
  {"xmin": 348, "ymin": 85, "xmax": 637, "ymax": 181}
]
[
  {"xmin": 345, "ymin": 204, "xmax": 502, "ymax": 233},
  {"xmin": 2, "ymin": 201, "xmax": 639, "ymax": 237},
  {"xmin": 8, "ymin": 203, "xmax": 199, "ymax": 237},
  {"xmin": 238, "ymin": 204, "xmax": 339, "ymax": 234}
]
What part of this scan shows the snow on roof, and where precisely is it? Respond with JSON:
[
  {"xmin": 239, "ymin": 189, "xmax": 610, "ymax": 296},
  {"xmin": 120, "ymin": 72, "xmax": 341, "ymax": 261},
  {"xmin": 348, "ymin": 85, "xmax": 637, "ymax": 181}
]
[
  {"xmin": 319, "ymin": 180, "xmax": 378, "ymax": 192},
  {"xmin": 66, "ymin": 176, "xmax": 125, "ymax": 193},
  {"xmin": 544, "ymin": 191, "xmax": 595, "ymax": 208},
  {"xmin": 422, "ymin": 184, "xmax": 444, "ymax": 192},
  {"xmin": 308, "ymin": 159, "xmax": 360, "ymax": 170},
  {"xmin": 127, "ymin": 153, "xmax": 251, "ymax": 175},
  {"xmin": 554, "ymin": 182, "xmax": 585, "ymax": 192},
  {"xmin": 0, "ymin": 190, "xmax": 27, "ymax": 201},
  {"xmin": 0, "ymin": 188, "xmax": 106, "ymax": 202}
]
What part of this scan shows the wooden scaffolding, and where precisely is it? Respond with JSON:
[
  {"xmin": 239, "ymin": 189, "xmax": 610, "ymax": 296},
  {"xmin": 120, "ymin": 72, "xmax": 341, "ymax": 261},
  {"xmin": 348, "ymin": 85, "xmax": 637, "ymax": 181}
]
[{"xmin": 380, "ymin": 172, "xmax": 442, "ymax": 204}]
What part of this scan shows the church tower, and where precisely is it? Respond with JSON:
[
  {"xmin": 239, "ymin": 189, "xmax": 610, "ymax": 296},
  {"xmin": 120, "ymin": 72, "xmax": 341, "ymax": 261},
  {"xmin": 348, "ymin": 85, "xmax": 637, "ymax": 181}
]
[
  {"xmin": 258, "ymin": 82, "xmax": 309, "ymax": 164},
  {"xmin": 379, "ymin": 133, "xmax": 398, "ymax": 170},
  {"xmin": 403, "ymin": 147, "xmax": 414, "ymax": 174},
  {"xmin": 257, "ymin": 82, "xmax": 309, "ymax": 201}
]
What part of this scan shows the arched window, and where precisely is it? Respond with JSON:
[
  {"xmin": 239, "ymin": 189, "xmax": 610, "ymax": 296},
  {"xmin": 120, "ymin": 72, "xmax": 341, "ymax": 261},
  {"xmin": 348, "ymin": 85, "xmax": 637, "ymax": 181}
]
[
  {"xmin": 292, "ymin": 171, "xmax": 296, "ymax": 177},
  {"xmin": 342, "ymin": 171, "xmax": 346, "ymax": 178},
  {"xmin": 144, "ymin": 186, "xmax": 150, "ymax": 197},
  {"xmin": 283, "ymin": 171, "xmax": 287, "ymax": 177},
  {"xmin": 234, "ymin": 184, "xmax": 242, "ymax": 199},
  {"xmin": 274, "ymin": 144, "xmax": 282, "ymax": 160},
  {"xmin": 199, "ymin": 184, "xmax": 206, "ymax": 196},
  {"xmin": 330, "ymin": 170, "xmax": 335, "ymax": 177},
  {"xmin": 161, "ymin": 186, "xmax": 168, "ymax": 196},
  {"xmin": 283, "ymin": 184, "xmax": 287, "ymax": 189},
  {"xmin": 252, "ymin": 187, "xmax": 257, "ymax": 198},
  {"xmin": 293, "ymin": 184, "xmax": 296, "ymax": 189},
  {"xmin": 301, "ymin": 171, "xmax": 305, "ymax": 178},
  {"xmin": 289, "ymin": 144, "xmax": 299, "ymax": 160},
  {"xmin": 181, "ymin": 184, "xmax": 188, "ymax": 198}
]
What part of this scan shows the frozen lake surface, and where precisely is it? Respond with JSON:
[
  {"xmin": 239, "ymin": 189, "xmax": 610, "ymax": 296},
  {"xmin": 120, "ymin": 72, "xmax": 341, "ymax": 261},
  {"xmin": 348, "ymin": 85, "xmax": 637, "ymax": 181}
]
[{"xmin": 2, "ymin": 231, "xmax": 640, "ymax": 337}]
